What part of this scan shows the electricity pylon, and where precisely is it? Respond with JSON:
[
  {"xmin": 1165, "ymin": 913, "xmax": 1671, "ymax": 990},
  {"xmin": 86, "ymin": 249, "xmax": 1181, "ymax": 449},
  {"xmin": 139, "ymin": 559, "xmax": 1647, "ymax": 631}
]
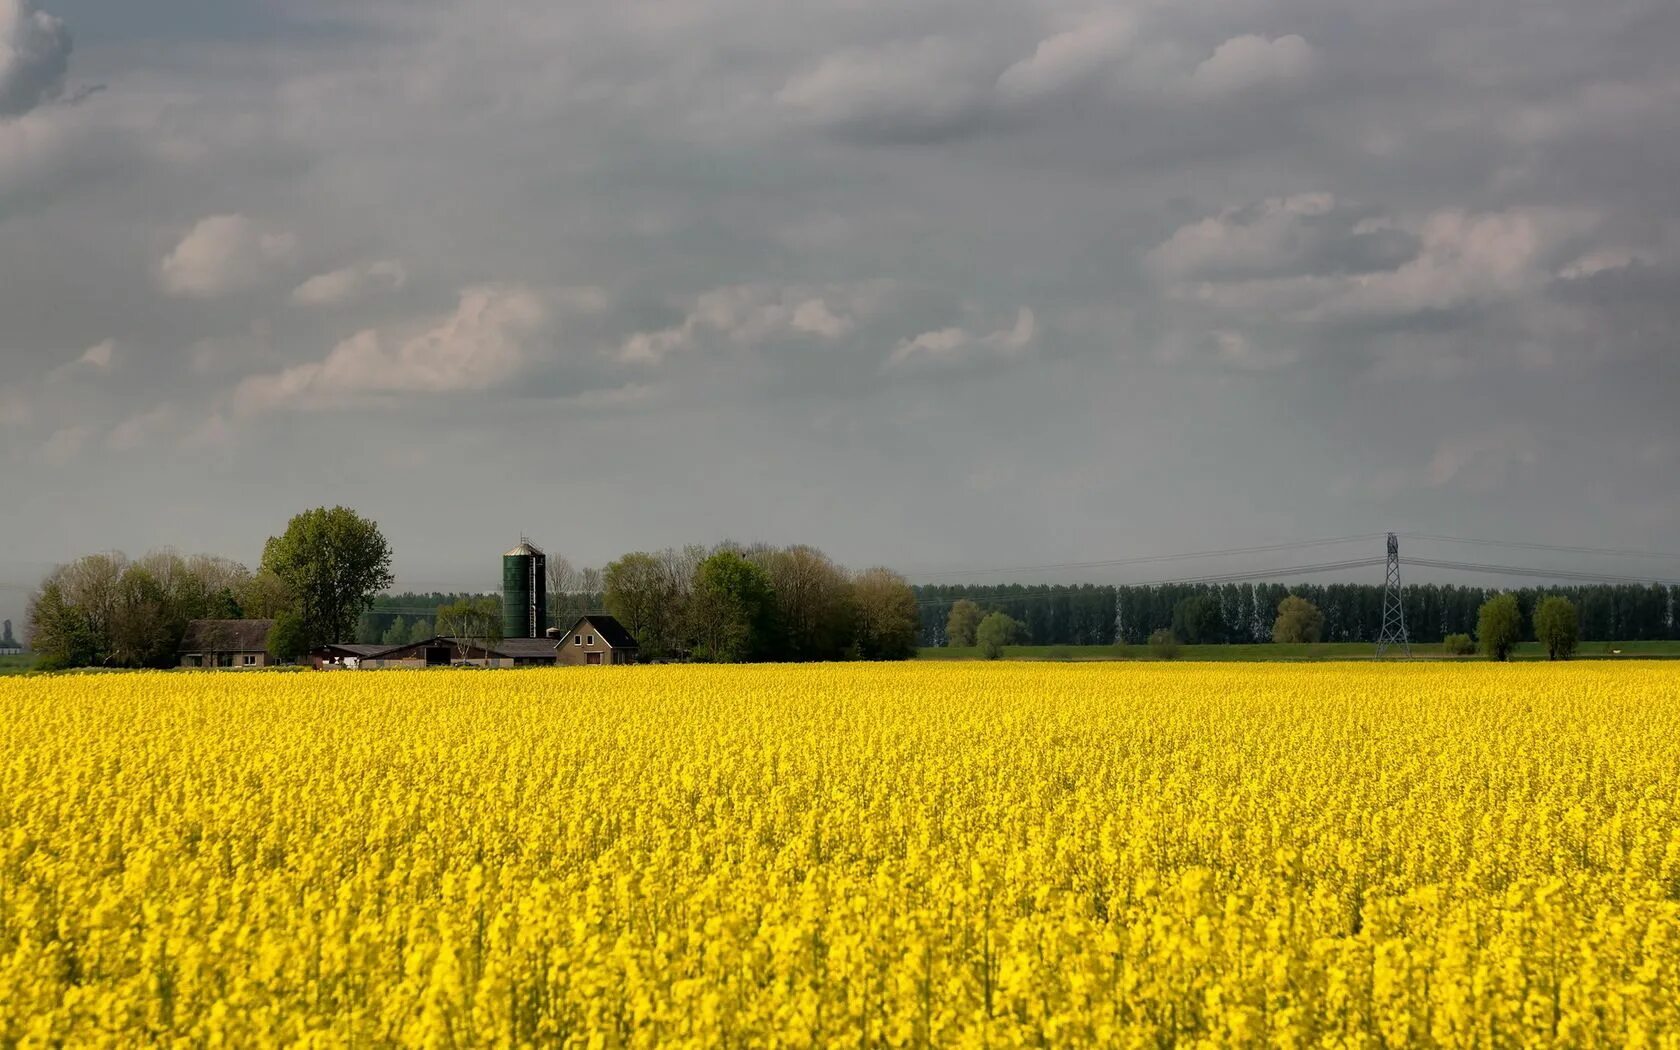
[{"xmin": 1375, "ymin": 532, "xmax": 1411, "ymax": 657}]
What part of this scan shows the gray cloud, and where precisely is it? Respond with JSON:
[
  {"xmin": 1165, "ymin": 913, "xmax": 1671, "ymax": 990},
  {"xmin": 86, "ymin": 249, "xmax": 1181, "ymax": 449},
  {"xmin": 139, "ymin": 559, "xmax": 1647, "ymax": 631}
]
[
  {"xmin": 0, "ymin": 0, "xmax": 70, "ymax": 118},
  {"xmin": 1, "ymin": 0, "xmax": 1677, "ymax": 630}
]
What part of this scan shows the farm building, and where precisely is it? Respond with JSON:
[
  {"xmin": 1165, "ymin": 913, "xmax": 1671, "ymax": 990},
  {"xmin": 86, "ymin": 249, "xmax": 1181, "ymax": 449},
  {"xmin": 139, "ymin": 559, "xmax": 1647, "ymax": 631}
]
[
  {"xmin": 180, "ymin": 619, "xmax": 275, "ymax": 668},
  {"xmin": 551, "ymin": 614, "xmax": 640, "ymax": 666},
  {"xmin": 315, "ymin": 636, "xmax": 571, "ymax": 669},
  {"xmin": 310, "ymin": 643, "xmax": 406, "ymax": 670}
]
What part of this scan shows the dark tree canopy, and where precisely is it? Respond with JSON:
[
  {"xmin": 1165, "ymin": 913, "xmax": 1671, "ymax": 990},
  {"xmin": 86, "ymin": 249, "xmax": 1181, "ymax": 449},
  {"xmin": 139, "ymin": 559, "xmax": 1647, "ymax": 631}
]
[
  {"xmin": 1172, "ymin": 594, "xmax": 1226, "ymax": 645},
  {"xmin": 689, "ymin": 551, "xmax": 778, "ymax": 662},
  {"xmin": 260, "ymin": 507, "xmax": 394, "ymax": 649}
]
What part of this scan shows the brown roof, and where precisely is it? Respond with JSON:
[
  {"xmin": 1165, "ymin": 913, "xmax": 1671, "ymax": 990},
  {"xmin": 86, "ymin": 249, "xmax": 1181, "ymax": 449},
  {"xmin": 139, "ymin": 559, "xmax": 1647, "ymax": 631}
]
[{"xmin": 181, "ymin": 619, "xmax": 274, "ymax": 653}]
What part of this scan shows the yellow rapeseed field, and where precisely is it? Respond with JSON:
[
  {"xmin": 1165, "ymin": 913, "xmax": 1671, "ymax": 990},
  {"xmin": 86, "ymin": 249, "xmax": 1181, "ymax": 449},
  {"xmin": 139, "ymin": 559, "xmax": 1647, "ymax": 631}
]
[{"xmin": 2, "ymin": 663, "xmax": 1679, "ymax": 1047}]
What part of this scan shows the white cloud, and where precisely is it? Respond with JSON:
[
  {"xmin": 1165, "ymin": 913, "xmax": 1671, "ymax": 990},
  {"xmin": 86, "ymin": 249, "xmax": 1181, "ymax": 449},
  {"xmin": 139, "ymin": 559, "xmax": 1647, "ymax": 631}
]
[
  {"xmin": 1557, "ymin": 249, "xmax": 1645, "ymax": 280},
  {"xmin": 0, "ymin": 385, "xmax": 30, "ymax": 427},
  {"xmin": 159, "ymin": 214, "xmax": 298, "ymax": 298},
  {"xmin": 1424, "ymin": 425, "xmax": 1538, "ymax": 490},
  {"xmin": 996, "ymin": 13, "xmax": 1135, "ymax": 106},
  {"xmin": 1163, "ymin": 204, "xmax": 1600, "ymax": 322},
  {"xmin": 290, "ymin": 260, "xmax": 407, "ymax": 307},
  {"xmin": 777, "ymin": 37, "xmax": 997, "ymax": 141},
  {"xmin": 621, "ymin": 285, "xmax": 866, "ymax": 364},
  {"xmin": 1189, "ymin": 34, "xmax": 1316, "ymax": 98},
  {"xmin": 0, "ymin": 0, "xmax": 71, "ymax": 118},
  {"xmin": 46, "ymin": 338, "xmax": 115, "ymax": 382},
  {"xmin": 39, "ymin": 423, "xmax": 87, "ymax": 465},
  {"xmin": 234, "ymin": 284, "xmax": 550, "ymax": 414},
  {"xmin": 105, "ymin": 404, "xmax": 175, "ymax": 451},
  {"xmin": 1149, "ymin": 192, "xmax": 1339, "ymax": 281},
  {"xmin": 888, "ymin": 306, "xmax": 1036, "ymax": 369}
]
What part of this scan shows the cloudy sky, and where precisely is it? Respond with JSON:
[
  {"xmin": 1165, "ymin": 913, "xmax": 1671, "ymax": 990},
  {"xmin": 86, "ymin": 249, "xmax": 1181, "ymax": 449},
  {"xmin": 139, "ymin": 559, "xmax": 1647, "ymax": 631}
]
[{"xmin": 2, "ymin": 0, "xmax": 1677, "ymax": 619}]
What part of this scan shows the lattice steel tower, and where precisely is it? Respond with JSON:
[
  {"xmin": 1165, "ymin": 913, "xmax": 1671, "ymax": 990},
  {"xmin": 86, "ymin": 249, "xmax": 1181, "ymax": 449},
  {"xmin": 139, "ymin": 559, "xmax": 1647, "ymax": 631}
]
[{"xmin": 1375, "ymin": 532, "xmax": 1411, "ymax": 657}]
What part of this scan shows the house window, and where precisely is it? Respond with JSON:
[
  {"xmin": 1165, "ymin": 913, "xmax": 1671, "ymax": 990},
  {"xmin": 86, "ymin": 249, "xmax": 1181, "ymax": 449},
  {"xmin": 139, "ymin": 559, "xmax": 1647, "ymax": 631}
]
[
  {"xmin": 587, "ymin": 634, "xmax": 595, "ymax": 644},
  {"xmin": 242, "ymin": 654, "xmax": 257, "ymax": 666},
  {"xmin": 574, "ymin": 635, "xmax": 582, "ymax": 645}
]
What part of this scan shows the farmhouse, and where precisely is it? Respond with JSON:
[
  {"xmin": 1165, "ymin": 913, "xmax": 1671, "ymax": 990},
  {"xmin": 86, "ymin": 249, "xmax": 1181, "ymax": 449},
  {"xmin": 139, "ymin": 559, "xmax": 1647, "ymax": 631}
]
[
  {"xmin": 551, "ymin": 614, "xmax": 640, "ymax": 666},
  {"xmin": 180, "ymin": 619, "xmax": 274, "ymax": 668}
]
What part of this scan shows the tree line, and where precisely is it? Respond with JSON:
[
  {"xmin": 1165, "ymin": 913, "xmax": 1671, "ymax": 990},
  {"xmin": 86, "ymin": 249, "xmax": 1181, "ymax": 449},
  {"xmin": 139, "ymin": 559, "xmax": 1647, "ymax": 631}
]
[
  {"xmin": 363, "ymin": 545, "xmax": 921, "ymax": 663},
  {"xmin": 916, "ymin": 581, "xmax": 1680, "ymax": 647},
  {"xmin": 27, "ymin": 507, "xmax": 393, "ymax": 669}
]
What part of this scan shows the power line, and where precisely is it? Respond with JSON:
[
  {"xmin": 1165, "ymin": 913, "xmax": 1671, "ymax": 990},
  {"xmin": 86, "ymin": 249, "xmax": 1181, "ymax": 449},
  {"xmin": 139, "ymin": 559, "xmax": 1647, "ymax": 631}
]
[
  {"xmin": 905, "ymin": 534, "xmax": 1384, "ymax": 581},
  {"xmin": 915, "ymin": 557, "xmax": 1386, "ymax": 607},
  {"xmin": 1405, "ymin": 558, "xmax": 1680, "ymax": 588},
  {"xmin": 1402, "ymin": 533, "xmax": 1680, "ymax": 562}
]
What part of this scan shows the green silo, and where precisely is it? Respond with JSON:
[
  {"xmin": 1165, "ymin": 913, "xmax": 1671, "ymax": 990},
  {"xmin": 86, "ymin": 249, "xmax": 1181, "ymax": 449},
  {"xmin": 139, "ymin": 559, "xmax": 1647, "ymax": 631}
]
[{"xmin": 502, "ymin": 541, "xmax": 547, "ymax": 639}]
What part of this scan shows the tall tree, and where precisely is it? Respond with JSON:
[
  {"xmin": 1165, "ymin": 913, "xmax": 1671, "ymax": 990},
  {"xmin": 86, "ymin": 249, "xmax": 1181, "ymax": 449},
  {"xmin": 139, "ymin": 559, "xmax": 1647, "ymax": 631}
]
[
  {"xmin": 260, "ymin": 507, "xmax": 394, "ymax": 649},
  {"xmin": 751, "ymin": 545, "xmax": 854, "ymax": 661},
  {"xmin": 1272, "ymin": 595, "xmax": 1325, "ymax": 644},
  {"xmin": 435, "ymin": 598, "xmax": 503, "ymax": 662},
  {"xmin": 1533, "ymin": 596, "xmax": 1579, "ymax": 661},
  {"xmin": 689, "ymin": 551, "xmax": 778, "ymax": 662},
  {"xmin": 381, "ymin": 616, "xmax": 410, "ymax": 646},
  {"xmin": 266, "ymin": 614, "xmax": 311, "ymax": 664},
  {"xmin": 1172, "ymin": 594, "xmax": 1226, "ymax": 645},
  {"xmin": 947, "ymin": 599, "xmax": 983, "ymax": 648},
  {"xmin": 604, "ymin": 552, "xmax": 683, "ymax": 657},
  {"xmin": 851, "ymin": 568, "xmax": 920, "ymax": 660},
  {"xmin": 1477, "ymin": 593, "xmax": 1523, "ymax": 661}
]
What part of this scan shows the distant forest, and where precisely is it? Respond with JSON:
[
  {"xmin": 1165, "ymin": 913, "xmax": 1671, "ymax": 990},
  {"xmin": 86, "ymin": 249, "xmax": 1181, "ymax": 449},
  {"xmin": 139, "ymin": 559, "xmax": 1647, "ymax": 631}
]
[{"xmin": 914, "ymin": 582, "xmax": 1680, "ymax": 648}]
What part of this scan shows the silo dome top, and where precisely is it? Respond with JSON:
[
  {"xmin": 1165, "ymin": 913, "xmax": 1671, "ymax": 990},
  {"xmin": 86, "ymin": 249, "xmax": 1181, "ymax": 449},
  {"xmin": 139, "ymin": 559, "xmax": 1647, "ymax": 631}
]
[{"xmin": 505, "ymin": 541, "xmax": 544, "ymax": 557}]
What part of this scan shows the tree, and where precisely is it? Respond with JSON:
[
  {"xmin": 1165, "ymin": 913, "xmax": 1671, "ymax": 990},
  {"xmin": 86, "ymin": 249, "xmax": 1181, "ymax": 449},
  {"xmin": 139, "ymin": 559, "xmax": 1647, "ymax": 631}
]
[
  {"xmin": 0, "ymin": 620, "xmax": 14, "ymax": 647},
  {"xmin": 1477, "ymin": 593, "xmax": 1523, "ymax": 661},
  {"xmin": 435, "ymin": 598, "xmax": 503, "ymax": 662},
  {"xmin": 236, "ymin": 569, "xmax": 294, "ymax": 620},
  {"xmin": 107, "ymin": 564, "xmax": 176, "ymax": 668},
  {"xmin": 259, "ymin": 507, "xmax": 394, "ymax": 649},
  {"xmin": 1172, "ymin": 594, "xmax": 1226, "ymax": 645},
  {"xmin": 546, "ymin": 554, "xmax": 579, "ymax": 599},
  {"xmin": 751, "ymin": 545, "xmax": 854, "ymax": 661},
  {"xmin": 266, "ymin": 613, "xmax": 311, "ymax": 664},
  {"xmin": 25, "ymin": 580, "xmax": 99, "ymax": 669},
  {"xmin": 381, "ymin": 616, "xmax": 410, "ymax": 646},
  {"xmin": 1148, "ymin": 629, "xmax": 1180, "ymax": 660},
  {"xmin": 947, "ymin": 600, "xmax": 983, "ymax": 648},
  {"xmin": 689, "ymin": 551, "xmax": 778, "ymax": 662},
  {"xmin": 851, "ymin": 568, "xmax": 920, "ymax": 660},
  {"xmin": 1272, "ymin": 595, "xmax": 1325, "ymax": 644},
  {"xmin": 1534, "ymin": 596, "xmax": 1579, "ymax": 660},
  {"xmin": 1443, "ymin": 633, "xmax": 1476, "ymax": 656},
  {"xmin": 604, "ymin": 552, "xmax": 684, "ymax": 657},
  {"xmin": 408, "ymin": 618, "xmax": 434, "ymax": 643},
  {"xmin": 976, "ymin": 612, "xmax": 1023, "ymax": 660}
]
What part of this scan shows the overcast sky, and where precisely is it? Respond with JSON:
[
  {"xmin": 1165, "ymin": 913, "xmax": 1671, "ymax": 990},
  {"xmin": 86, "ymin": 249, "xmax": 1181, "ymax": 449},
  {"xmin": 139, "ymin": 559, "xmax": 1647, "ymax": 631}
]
[{"xmin": 2, "ymin": 0, "xmax": 1677, "ymax": 622}]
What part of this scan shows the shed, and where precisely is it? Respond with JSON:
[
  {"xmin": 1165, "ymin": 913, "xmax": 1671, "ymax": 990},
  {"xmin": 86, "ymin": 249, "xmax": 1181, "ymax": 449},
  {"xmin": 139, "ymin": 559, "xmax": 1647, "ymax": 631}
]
[
  {"xmin": 552, "ymin": 614, "xmax": 639, "ymax": 666},
  {"xmin": 180, "ymin": 619, "xmax": 275, "ymax": 668},
  {"xmin": 310, "ymin": 643, "xmax": 400, "ymax": 670}
]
